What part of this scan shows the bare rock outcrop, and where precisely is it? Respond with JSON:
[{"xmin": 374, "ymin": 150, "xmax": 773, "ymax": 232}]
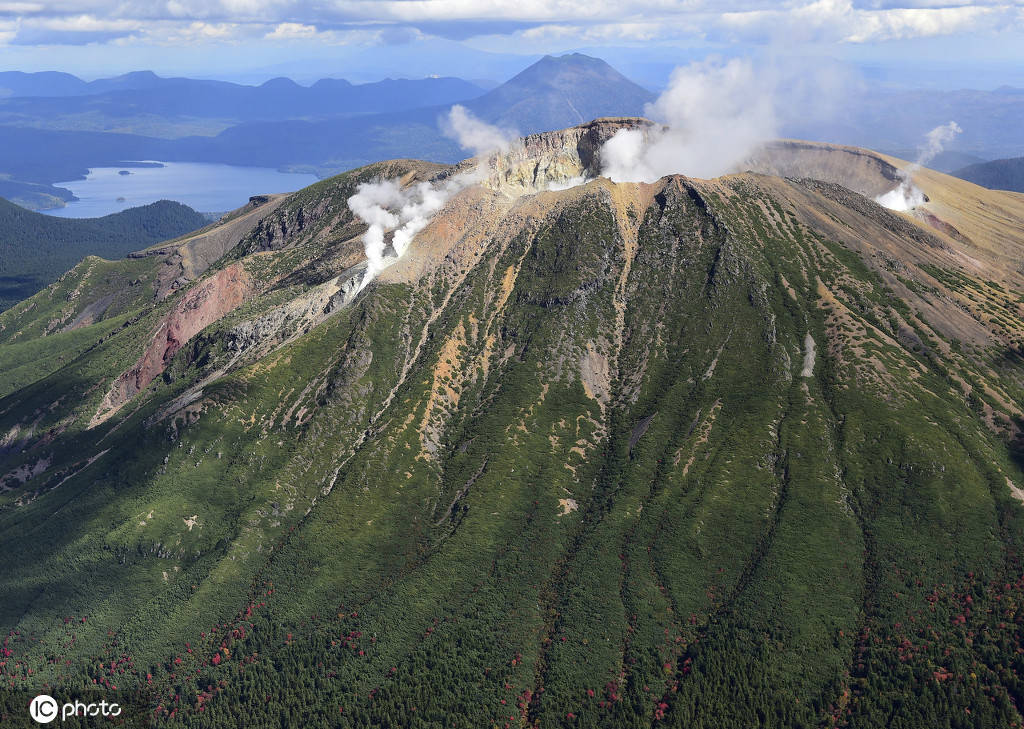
[
  {"xmin": 90, "ymin": 262, "xmax": 256, "ymax": 427},
  {"xmin": 130, "ymin": 193, "xmax": 288, "ymax": 300},
  {"xmin": 472, "ymin": 117, "xmax": 655, "ymax": 195},
  {"xmin": 225, "ymin": 264, "xmax": 365, "ymax": 358},
  {"xmin": 742, "ymin": 140, "xmax": 902, "ymax": 199}
]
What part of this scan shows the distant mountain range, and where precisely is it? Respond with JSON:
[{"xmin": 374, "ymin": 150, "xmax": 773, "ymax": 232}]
[
  {"xmin": 3, "ymin": 53, "xmax": 1024, "ymax": 212},
  {"xmin": 0, "ymin": 54, "xmax": 655, "ymax": 210},
  {"xmin": 0, "ymin": 70, "xmax": 485, "ymax": 123},
  {"xmin": 190, "ymin": 53, "xmax": 657, "ymax": 172},
  {"xmin": 953, "ymin": 156, "xmax": 1024, "ymax": 193},
  {"xmin": 0, "ymin": 70, "xmax": 168, "ymax": 97}
]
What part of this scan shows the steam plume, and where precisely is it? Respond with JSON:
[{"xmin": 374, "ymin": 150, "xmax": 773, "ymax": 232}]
[
  {"xmin": 348, "ymin": 176, "xmax": 472, "ymax": 291},
  {"xmin": 601, "ymin": 58, "xmax": 777, "ymax": 182},
  {"xmin": 921, "ymin": 121, "xmax": 963, "ymax": 167},
  {"xmin": 875, "ymin": 121, "xmax": 962, "ymax": 211},
  {"xmin": 347, "ymin": 179, "xmax": 403, "ymax": 285},
  {"xmin": 547, "ymin": 176, "xmax": 588, "ymax": 191},
  {"xmin": 443, "ymin": 104, "xmax": 516, "ymax": 157},
  {"xmin": 347, "ymin": 106, "xmax": 515, "ymax": 292}
]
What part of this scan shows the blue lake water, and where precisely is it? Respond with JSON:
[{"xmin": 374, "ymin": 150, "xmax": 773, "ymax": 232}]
[{"xmin": 45, "ymin": 162, "xmax": 319, "ymax": 218}]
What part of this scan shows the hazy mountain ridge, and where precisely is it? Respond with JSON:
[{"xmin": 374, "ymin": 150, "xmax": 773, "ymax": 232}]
[
  {"xmin": 4, "ymin": 54, "xmax": 1024, "ymax": 215},
  {"xmin": 0, "ymin": 54, "xmax": 652, "ymax": 209},
  {"xmin": 0, "ymin": 72, "xmax": 486, "ymax": 127},
  {"xmin": 953, "ymin": 156, "xmax": 1024, "ymax": 193},
  {"xmin": 1, "ymin": 121, "xmax": 1023, "ymax": 726}
]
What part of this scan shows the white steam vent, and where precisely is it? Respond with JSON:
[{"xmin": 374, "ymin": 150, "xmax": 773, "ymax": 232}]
[
  {"xmin": 347, "ymin": 106, "xmax": 512, "ymax": 291},
  {"xmin": 600, "ymin": 58, "xmax": 776, "ymax": 182},
  {"xmin": 875, "ymin": 121, "xmax": 962, "ymax": 212},
  {"xmin": 348, "ymin": 176, "xmax": 472, "ymax": 291}
]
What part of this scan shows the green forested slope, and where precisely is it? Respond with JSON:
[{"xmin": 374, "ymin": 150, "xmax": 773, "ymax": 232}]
[
  {"xmin": 0, "ymin": 197, "xmax": 206, "ymax": 311},
  {"xmin": 0, "ymin": 136, "xmax": 1023, "ymax": 729}
]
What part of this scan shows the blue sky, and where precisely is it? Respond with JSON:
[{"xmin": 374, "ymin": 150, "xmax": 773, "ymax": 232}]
[{"xmin": 0, "ymin": 1, "xmax": 1022, "ymax": 88}]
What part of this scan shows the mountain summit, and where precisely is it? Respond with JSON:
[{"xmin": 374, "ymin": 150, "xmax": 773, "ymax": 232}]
[
  {"xmin": 2, "ymin": 121, "xmax": 1024, "ymax": 727},
  {"xmin": 465, "ymin": 53, "xmax": 655, "ymax": 133}
]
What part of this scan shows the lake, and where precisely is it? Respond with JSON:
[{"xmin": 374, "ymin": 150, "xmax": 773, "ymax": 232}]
[{"xmin": 45, "ymin": 162, "xmax": 320, "ymax": 218}]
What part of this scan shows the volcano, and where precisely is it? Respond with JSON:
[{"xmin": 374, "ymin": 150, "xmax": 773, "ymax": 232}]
[{"xmin": 2, "ymin": 119, "xmax": 1024, "ymax": 727}]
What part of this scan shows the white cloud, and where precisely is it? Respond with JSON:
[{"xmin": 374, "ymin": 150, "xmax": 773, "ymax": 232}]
[
  {"xmin": 0, "ymin": 18, "xmax": 17, "ymax": 44},
  {"xmin": 147, "ymin": 0, "xmax": 288, "ymax": 21},
  {"xmin": 519, "ymin": 18, "xmax": 701, "ymax": 43},
  {"xmin": 166, "ymin": 20, "xmax": 238, "ymax": 40},
  {"xmin": 0, "ymin": 0, "xmax": 1016, "ymax": 48},
  {"xmin": 30, "ymin": 13, "xmax": 136, "ymax": 31},
  {"xmin": 261, "ymin": 21, "xmax": 384, "ymax": 44},
  {"xmin": 843, "ymin": 4, "xmax": 997, "ymax": 42},
  {"xmin": 0, "ymin": 2, "xmax": 43, "ymax": 12},
  {"xmin": 109, "ymin": 19, "xmax": 246, "ymax": 45},
  {"xmin": 264, "ymin": 21, "xmax": 317, "ymax": 39},
  {"xmin": 720, "ymin": 0, "xmax": 1005, "ymax": 43},
  {"xmin": 339, "ymin": 0, "xmax": 671, "ymax": 24}
]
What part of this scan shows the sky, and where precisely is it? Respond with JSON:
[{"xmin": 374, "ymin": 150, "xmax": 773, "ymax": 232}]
[{"xmin": 1, "ymin": 1, "xmax": 1023, "ymax": 88}]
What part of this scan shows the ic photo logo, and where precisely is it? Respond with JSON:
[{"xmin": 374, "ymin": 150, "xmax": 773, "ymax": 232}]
[
  {"xmin": 28, "ymin": 695, "xmax": 58, "ymax": 724},
  {"xmin": 29, "ymin": 694, "xmax": 122, "ymax": 724}
]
